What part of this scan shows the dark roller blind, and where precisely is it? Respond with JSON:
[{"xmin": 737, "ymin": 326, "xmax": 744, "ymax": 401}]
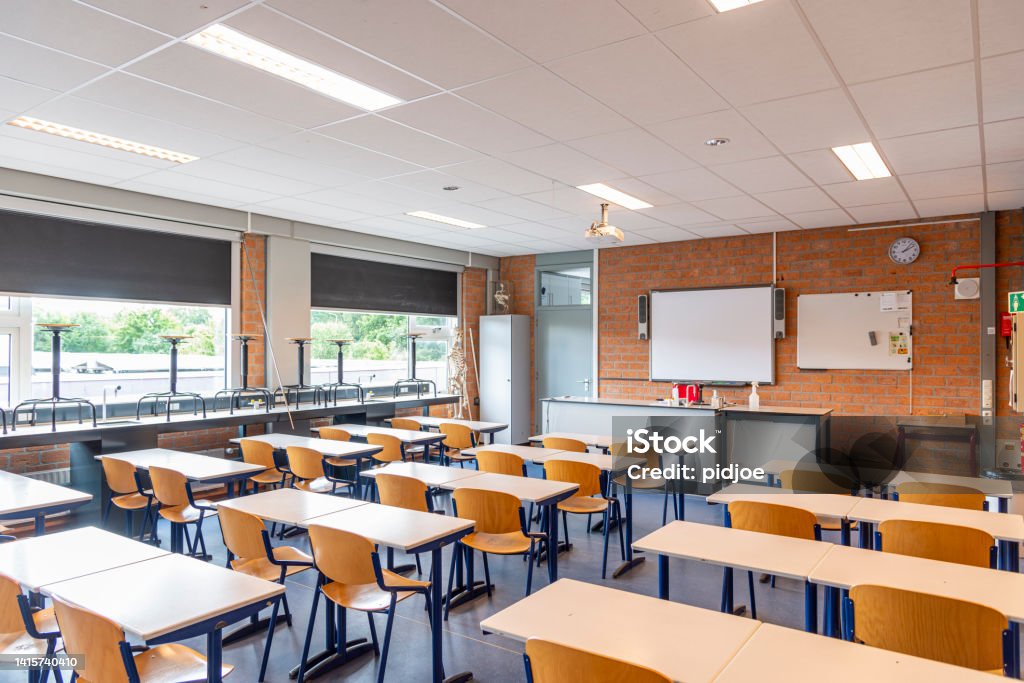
[
  {"xmin": 311, "ymin": 253, "xmax": 458, "ymax": 316},
  {"xmin": 0, "ymin": 209, "xmax": 232, "ymax": 305}
]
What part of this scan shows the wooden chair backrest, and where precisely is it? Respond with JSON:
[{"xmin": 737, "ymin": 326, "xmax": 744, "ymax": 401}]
[
  {"xmin": 440, "ymin": 423, "xmax": 475, "ymax": 450},
  {"xmin": 0, "ymin": 573, "xmax": 25, "ymax": 633},
  {"xmin": 148, "ymin": 466, "xmax": 189, "ymax": 507},
  {"xmin": 525, "ymin": 638, "xmax": 671, "ymax": 683},
  {"xmin": 542, "ymin": 437, "xmax": 587, "ymax": 453},
  {"xmin": 390, "ymin": 418, "xmax": 421, "ymax": 432},
  {"xmin": 728, "ymin": 500, "xmax": 819, "ymax": 540},
  {"xmin": 286, "ymin": 446, "xmax": 325, "ymax": 481},
  {"xmin": 307, "ymin": 525, "xmax": 376, "ymax": 586},
  {"xmin": 218, "ymin": 505, "xmax": 268, "ymax": 562},
  {"xmin": 367, "ymin": 433, "xmax": 403, "ymax": 463},
  {"xmin": 101, "ymin": 457, "xmax": 138, "ymax": 495},
  {"xmin": 52, "ymin": 594, "xmax": 130, "ymax": 683},
  {"xmin": 878, "ymin": 519, "xmax": 994, "ymax": 568},
  {"xmin": 239, "ymin": 439, "xmax": 276, "ymax": 469},
  {"xmin": 476, "ymin": 450, "xmax": 526, "ymax": 476},
  {"xmin": 849, "ymin": 584, "xmax": 1006, "ymax": 671},
  {"xmin": 544, "ymin": 459, "xmax": 601, "ymax": 498},
  {"xmin": 453, "ymin": 488, "xmax": 522, "ymax": 535},
  {"xmin": 319, "ymin": 427, "xmax": 351, "ymax": 442},
  {"xmin": 376, "ymin": 473, "xmax": 429, "ymax": 512},
  {"xmin": 896, "ymin": 482, "xmax": 986, "ymax": 511},
  {"xmin": 780, "ymin": 468, "xmax": 855, "ymax": 494}
]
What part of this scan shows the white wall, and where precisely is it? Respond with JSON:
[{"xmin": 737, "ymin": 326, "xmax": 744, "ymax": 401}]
[{"xmin": 266, "ymin": 236, "xmax": 312, "ymax": 388}]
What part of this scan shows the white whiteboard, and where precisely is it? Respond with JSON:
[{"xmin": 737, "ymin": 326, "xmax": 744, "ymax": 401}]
[
  {"xmin": 797, "ymin": 291, "xmax": 913, "ymax": 370},
  {"xmin": 650, "ymin": 287, "xmax": 774, "ymax": 384}
]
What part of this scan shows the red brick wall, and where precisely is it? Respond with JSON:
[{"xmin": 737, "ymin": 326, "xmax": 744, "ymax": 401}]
[
  {"xmin": 0, "ymin": 444, "xmax": 71, "ymax": 474},
  {"xmin": 460, "ymin": 267, "xmax": 488, "ymax": 419},
  {"xmin": 499, "ymin": 255, "xmax": 537, "ymax": 430},
  {"xmin": 240, "ymin": 233, "xmax": 267, "ymax": 387}
]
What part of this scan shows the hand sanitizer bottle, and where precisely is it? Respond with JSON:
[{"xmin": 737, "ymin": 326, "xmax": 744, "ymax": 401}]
[
  {"xmin": 748, "ymin": 382, "xmax": 760, "ymax": 410},
  {"xmin": 711, "ymin": 389, "xmax": 722, "ymax": 409}
]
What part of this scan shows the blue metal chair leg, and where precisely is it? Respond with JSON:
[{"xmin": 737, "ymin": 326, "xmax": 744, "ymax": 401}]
[
  {"xmin": 747, "ymin": 571, "xmax": 757, "ymax": 619},
  {"xmin": 377, "ymin": 595, "xmax": 398, "ymax": 683},
  {"xmin": 295, "ymin": 585, "xmax": 321, "ymax": 683}
]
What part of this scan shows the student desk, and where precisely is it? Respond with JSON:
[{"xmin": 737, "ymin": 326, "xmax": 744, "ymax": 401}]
[
  {"xmin": 633, "ymin": 521, "xmax": 830, "ymax": 632},
  {"xmin": 215, "ymin": 487, "xmax": 367, "ymax": 527},
  {"xmin": 358, "ymin": 461, "xmax": 484, "ymax": 488},
  {"xmin": 44, "ymin": 553, "xmax": 285, "ymax": 683},
  {"xmin": 847, "ymin": 497, "xmax": 1024, "ymax": 570},
  {"xmin": 101, "ymin": 448, "xmax": 265, "ymax": 489},
  {"xmin": 707, "ymin": 484, "xmax": 862, "ymax": 544},
  {"xmin": 313, "ymin": 423, "xmax": 444, "ymax": 447},
  {"xmin": 886, "ymin": 469, "xmax": 1013, "ymax": 511},
  {"xmin": 713, "ymin": 622, "xmax": 1001, "ymax": 683},
  {"xmin": 481, "ymin": 578, "xmax": 760, "ymax": 683},
  {"xmin": 461, "ymin": 444, "xmax": 566, "ymax": 461},
  {"xmin": 528, "ymin": 431, "xmax": 613, "ymax": 450},
  {"xmin": 0, "ymin": 469, "xmax": 92, "ymax": 535},
  {"xmin": 388, "ymin": 415, "xmax": 508, "ymax": 444}
]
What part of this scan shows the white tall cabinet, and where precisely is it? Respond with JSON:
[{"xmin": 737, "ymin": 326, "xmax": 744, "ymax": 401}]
[{"xmin": 479, "ymin": 315, "xmax": 530, "ymax": 444}]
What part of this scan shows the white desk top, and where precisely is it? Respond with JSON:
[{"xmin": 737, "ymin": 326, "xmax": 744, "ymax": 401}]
[
  {"xmin": 316, "ymin": 423, "xmax": 443, "ymax": 445},
  {"xmin": 722, "ymin": 405, "xmax": 833, "ymax": 417},
  {"xmin": 307, "ymin": 502, "xmax": 474, "ymax": 553},
  {"xmin": 0, "ymin": 526, "xmax": 167, "ymax": 591},
  {"xmin": 707, "ymin": 483, "xmax": 862, "ymax": 521},
  {"xmin": 0, "ymin": 469, "xmax": 92, "ymax": 516},
  {"xmin": 481, "ymin": 578, "xmax": 759, "ymax": 683},
  {"xmin": 100, "ymin": 449, "xmax": 265, "ymax": 482},
  {"xmin": 887, "ymin": 470, "xmax": 1013, "ymax": 498},
  {"xmin": 528, "ymin": 432, "xmax": 613, "ymax": 449},
  {"xmin": 714, "ymin": 623, "xmax": 998, "ymax": 683},
  {"xmin": 848, "ymin": 497, "xmax": 1024, "ymax": 542},
  {"xmin": 809, "ymin": 544, "xmax": 1024, "ymax": 622},
  {"xmin": 440, "ymin": 471, "xmax": 579, "ymax": 504},
  {"xmin": 634, "ymin": 521, "xmax": 832, "ymax": 581},
  {"xmin": 460, "ymin": 445, "xmax": 565, "ymax": 459},
  {"xmin": 44, "ymin": 553, "xmax": 284, "ymax": 641},
  {"xmin": 215, "ymin": 488, "xmax": 367, "ymax": 526},
  {"xmin": 229, "ymin": 433, "xmax": 382, "ymax": 458},
  {"xmin": 526, "ymin": 450, "xmax": 645, "ymax": 473},
  {"xmin": 358, "ymin": 461, "xmax": 485, "ymax": 487},
  {"xmin": 391, "ymin": 416, "xmax": 508, "ymax": 433}
]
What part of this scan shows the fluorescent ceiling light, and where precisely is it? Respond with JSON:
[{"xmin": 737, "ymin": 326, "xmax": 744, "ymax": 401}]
[
  {"xmin": 186, "ymin": 24, "xmax": 403, "ymax": 111},
  {"xmin": 576, "ymin": 183, "xmax": 653, "ymax": 210},
  {"xmin": 832, "ymin": 142, "xmax": 891, "ymax": 181},
  {"xmin": 6, "ymin": 116, "xmax": 198, "ymax": 163},
  {"xmin": 406, "ymin": 211, "xmax": 486, "ymax": 229},
  {"xmin": 709, "ymin": 0, "xmax": 764, "ymax": 12}
]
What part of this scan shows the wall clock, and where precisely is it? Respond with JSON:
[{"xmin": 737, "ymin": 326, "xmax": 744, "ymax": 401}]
[{"xmin": 889, "ymin": 237, "xmax": 920, "ymax": 265}]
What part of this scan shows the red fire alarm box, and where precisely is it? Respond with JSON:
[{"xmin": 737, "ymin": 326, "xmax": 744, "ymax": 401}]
[{"xmin": 1002, "ymin": 312, "xmax": 1014, "ymax": 337}]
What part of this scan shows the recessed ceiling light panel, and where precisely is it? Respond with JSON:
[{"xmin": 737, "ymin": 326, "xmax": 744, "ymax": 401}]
[
  {"xmin": 576, "ymin": 183, "xmax": 653, "ymax": 210},
  {"xmin": 709, "ymin": 0, "xmax": 765, "ymax": 12},
  {"xmin": 186, "ymin": 24, "xmax": 403, "ymax": 111},
  {"xmin": 832, "ymin": 142, "xmax": 891, "ymax": 181},
  {"xmin": 406, "ymin": 210, "xmax": 486, "ymax": 229},
  {"xmin": 6, "ymin": 116, "xmax": 198, "ymax": 163}
]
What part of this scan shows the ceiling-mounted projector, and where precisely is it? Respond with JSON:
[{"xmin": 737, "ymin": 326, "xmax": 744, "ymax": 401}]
[{"xmin": 584, "ymin": 203, "xmax": 624, "ymax": 244}]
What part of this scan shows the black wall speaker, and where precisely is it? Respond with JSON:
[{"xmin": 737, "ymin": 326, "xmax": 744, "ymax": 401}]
[
  {"xmin": 773, "ymin": 287, "xmax": 785, "ymax": 339},
  {"xmin": 638, "ymin": 294, "xmax": 649, "ymax": 340}
]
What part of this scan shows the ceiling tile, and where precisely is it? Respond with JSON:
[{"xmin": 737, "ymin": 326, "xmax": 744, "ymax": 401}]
[
  {"xmin": 617, "ymin": 0, "xmax": 713, "ymax": 31},
  {"xmin": 692, "ymin": 195, "xmax": 775, "ymax": 220},
  {"xmin": 290, "ymin": 187, "xmax": 407, "ymax": 216},
  {"xmin": 912, "ymin": 194, "xmax": 984, "ymax": 217},
  {"xmin": 267, "ymin": 0, "xmax": 529, "ymax": 89},
  {"xmin": 643, "ymin": 202, "xmax": 719, "ymax": 226},
  {"xmin": 522, "ymin": 185, "xmax": 609, "ymax": 216},
  {"xmin": 317, "ymin": 115, "xmax": 478, "ymax": 168},
  {"xmin": 639, "ymin": 167, "xmax": 742, "ymax": 202},
  {"xmin": 788, "ymin": 149, "xmax": 857, "ymax": 185},
  {"xmin": 824, "ymin": 177, "xmax": 909, "ymax": 207},
  {"xmin": 549, "ymin": 35, "xmax": 728, "ymax": 126},
  {"xmin": 170, "ymin": 158, "xmax": 323, "ymax": 196},
  {"xmin": 117, "ymin": 179, "xmax": 248, "ymax": 208},
  {"xmin": 210, "ymin": 146, "xmax": 368, "ymax": 187},
  {"xmin": 879, "ymin": 126, "xmax": 982, "ymax": 174},
  {"xmin": 979, "ymin": 0, "xmax": 1024, "ymax": 57},
  {"xmin": 261, "ymin": 132, "xmax": 422, "ymax": 178},
  {"xmin": 124, "ymin": 169, "xmax": 276, "ymax": 205},
  {"xmin": 81, "ymin": 0, "xmax": 249, "ymax": 36},
  {"xmin": 402, "ymin": 202, "xmax": 519, "ymax": 228},
  {"xmin": 900, "ymin": 166, "xmax": 984, "ymax": 200},
  {"xmin": 458, "ymin": 67, "xmax": 631, "ymax": 142},
  {"xmin": 2, "ymin": 0, "xmax": 167, "ymax": 66},
  {"xmin": 0, "ymin": 155, "xmax": 131, "ymax": 187},
  {"xmin": 247, "ymin": 196, "xmax": 372, "ymax": 223},
  {"xmin": 437, "ymin": 0, "xmax": 645, "ymax": 63},
  {"xmin": 649, "ymin": 109, "xmax": 778, "ymax": 165},
  {"xmin": 443, "ymin": 157, "xmax": 555, "ymax": 195},
  {"xmin": 687, "ymin": 224, "xmax": 747, "ymax": 238},
  {"xmin": 846, "ymin": 201, "xmax": 918, "ymax": 223},
  {"xmin": 473, "ymin": 196, "xmax": 574, "ymax": 223},
  {"xmin": 981, "ymin": 51, "xmax": 1024, "ymax": 122},
  {"xmin": 658, "ymin": 1, "xmax": 836, "ymax": 106},
  {"xmin": 568, "ymin": 127, "xmax": 696, "ymax": 177},
  {"xmin": 601, "ymin": 177, "xmax": 680, "ymax": 208},
  {"xmin": 470, "ymin": 225, "xmax": 545, "ymax": 244},
  {"xmin": 741, "ymin": 89, "xmax": 869, "ymax": 153},
  {"xmin": 385, "ymin": 171, "xmax": 506, "ymax": 204},
  {"xmin": 711, "ymin": 156, "xmax": 812, "ymax": 194},
  {"xmin": 0, "ymin": 76, "xmax": 58, "ymax": 112},
  {"xmin": 800, "ymin": 0, "xmax": 973, "ymax": 83},
  {"xmin": 343, "ymin": 216, "xmax": 435, "ymax": 237},
  {"xmin": 498, "ymin": 222, "xmax": 566, "ymax": 240},
  {"xmin": 736, "ymin": 217, "xmax": 800, "ymax": 233},
  {"xmin": 988, "ymin": 189, "xmax": 1024, "ymax": 210},
  {"xmin": 634, "ymin": 225, "xmax": 700, "ymax": 242},
  {"xmin": 381, "ymin": 94, "xmax": 550, "ymax": 155},
  {"xmin": 0, "ymin": 132, "xmax": 159, "ymax": 180},
  {"xmin": 984, "ymin": 118, "xmax": 1024, "ymax": 164},
  {"xmin": 341, "ymin": 179, "xmax": 454, "ymax": 210},
  {"xmin": 754, "ymin": 187, "xmax": 838, "ymax": 214},
  {"xmin": 850, "ymin": 62, "xmax": 978, "ymax": 139},
  {"xmin": 0, "ymin": 34, "xmax": 107, "ymax": 91},
  {"xmin": 788, "ymin": 208, "xmax": 854, "ymax": 229},
  {"xmin": 499, "ymin": 143, "xmax": 620, "ymax": 186},
  {"xmin": 987, "ymin": 160, "xmax": 1024, "ymax": 192}
]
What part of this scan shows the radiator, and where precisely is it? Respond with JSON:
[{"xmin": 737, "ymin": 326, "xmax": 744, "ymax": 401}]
[{"xmin": 22, "ymin": 468, "xmax": 72, "ymax": 486}]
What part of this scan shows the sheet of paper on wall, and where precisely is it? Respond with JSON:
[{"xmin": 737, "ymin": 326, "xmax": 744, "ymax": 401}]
[
  {"xmin": 880, "ymin": 292, "xmax": 912, "ymax": 312},
  {"xmin": 888, "ymin": 331, "xmax": 909, "ymax": 356},
  {"xmin": 897, "ymin": 317, "xmax": 910, "ymax": 328}
]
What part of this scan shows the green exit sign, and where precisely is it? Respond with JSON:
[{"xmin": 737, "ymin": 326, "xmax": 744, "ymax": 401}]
[{"xmin": 1010, "ymin": 292, "xmax": 1024, "ymax": 312}]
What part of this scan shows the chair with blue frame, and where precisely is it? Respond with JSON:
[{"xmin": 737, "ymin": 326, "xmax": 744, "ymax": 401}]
[
  {"xmin": 477, "ymin": 450, "xmax": 534, "ymax": 528},
  {"xmin": 148, "ymin": 465, "xmax": 216, "ymax": 557},
  {"xmin": 875, "ymin": 519, "xmax": 997, "ymax": 568},
  {"xmin": 239, "ymin": 439, "xmax": 287, "ymax": 495},
  {"xmin": 895, "ymin": 481, "xmax": 987, "ymax": 511},
  {"xmin": 523, "ymin": 638, "xmax": 671, "ymax": 683},
  {"xmin": 100, "ymin": 456, "xmax": 156, "ymax": 543},
  {"xmin": 439, "ymin": 423, "xmax": 477, "ymax": 468},
  {"xmin": 389, "ymin": 419, "xmax": 432, "ymax": 461},
  {"xmin": 2, "ymin": 572, "xmax": 63, "ymax": 683},
  {"xmin": 286, "ymin": 446, "xmax": 350, "ymax": 496},
  {"xmin": 842, "ymin": 584, "xmax": 1010, "ymax": 675}
]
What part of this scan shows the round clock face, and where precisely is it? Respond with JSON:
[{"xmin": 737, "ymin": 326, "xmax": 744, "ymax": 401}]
[{"xmin": 889, "ymin": 237, "xmax": 920, "ymax": 264}]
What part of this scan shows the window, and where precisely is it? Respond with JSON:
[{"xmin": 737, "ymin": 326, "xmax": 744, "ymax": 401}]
[
  {"xmin": 29, "ymin": 297, "xmax": 229, "ymax": 401},
  {"xmin": 0, "ymin": 332, "xmax": 10, "ymax": 406},
  {"xmin": 538, "ymin": 265, "xmax": 591, "ymax": 306},
  {"xmin": 310, "ymin": 310, "xmax": 455, "ymax": 392}
]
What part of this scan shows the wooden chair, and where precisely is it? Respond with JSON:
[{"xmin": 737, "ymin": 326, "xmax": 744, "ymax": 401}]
[
  {"xmin": 446, "ymin": 488, "xmax": 545, "ymax": 619},
  {"xmin": 541, "ymin": 437, "xmax": 587, "ymax": 453},
  {"xmin": 476, "ymin": 450, "xmax": 528, "ymax": 476},
  {"xmin": 148, "ymin": 465, "xmax": 215, "ymax": 557},
  {"xmin": 239, "ymin": 439, "xmax": 286, "ymax": 494},
  {"xmin": 389, "ymin": 418, "xmax": 432, "ymax": 461},
  {"xmin": 779, "ymin": 467, "xmax": 857, "ymax": 535},
  {"xmin": 544, "ymin": 459, "xmax": 624, "ymax": 578},
  {"xmin": 610, "ymin": 443, "xmax": 680, "ymax": 525},
  {"xmin": 440, "ymin": 423, "xmax": 477, "ymax": 467},
  {"xmin": 876, "ymin": 519, "xmax": 996, "ymax": 568},
  {"xmin": 101, "ymin": 456, "xmax": 155, "ymax": 542},
  {"xmin": 367, "ymin": 433, "xmax": 407, "ymax": 471},
  {"xmin": 297, "ymin": 526, "xmax": 431, "ymax": 683},
  {"xmin": 375, "ymin": 473, "xmax": 438, "ymax": 574},
  {"xmin": 318, "ymin": 427, "xmax": 361, "ymax": 488},
  {"xmin": 523, "ymin": 637, "xmax": 671, "ymax": 683},
  {"xmin": 843, "ymin": 584, "xmax": 1009, "ymax": 674},
  {"xmin": 52, "ymin": 593, "xmax": 233, "ymax": 683},
  {"xmin": 895, "ymin": 482, "xmax": 987, "ymax": 511},
  {"xmin": 2, "ymin": 572, "xmax": 62, "ymax": 683},
  {"xmin": 286, "ymin": 446, "xmax": 346, "ymax": 495}
]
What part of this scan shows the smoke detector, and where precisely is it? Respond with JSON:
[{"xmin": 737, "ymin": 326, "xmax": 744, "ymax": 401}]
[{"xmin": 584, "ymin": 203, "xmax": 624, "ymax": 244}]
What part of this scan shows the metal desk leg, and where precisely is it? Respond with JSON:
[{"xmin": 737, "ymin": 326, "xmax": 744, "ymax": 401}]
[
  {"xmin": 546, "ymin": 503, "xmax": 559, "ymax": 583},
  {"xmin": 804, "ymin": 581, "xmax": 818, "ymax": 633},
  {"xmin": 34, "ymin": 515, "xmax": 45, "ymax": 537},
  {"xmin": 207, "ymin": 627, "xmax": 223, "ymax": 683},
  {"xmin": 613, "ymin": 479, "xmax": 645, "ymax": 578},
  {"xmin": 1000, "ymin": 497, "xmax": 1010, "ymax": 513},
  {"xmin": 658, "ymin": 555, "xmax": 669, "ymax": 600},
  {"xmin": 840, "ymin": 520, "xmax": 851, "ymax": 546},
  {"xmin": 432, "ymin": 546, "xmax": 472, "ymax": 683}
]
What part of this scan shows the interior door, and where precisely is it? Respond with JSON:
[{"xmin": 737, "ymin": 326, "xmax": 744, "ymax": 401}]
[{"xmin": 536, "ymin": 306, "xmax": 593, "ymax": 427}]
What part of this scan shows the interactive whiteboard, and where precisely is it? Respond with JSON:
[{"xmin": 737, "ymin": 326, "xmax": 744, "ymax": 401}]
[
  {"xmin": 650, "ymin": 286, "xmax": 774, "ymax": 384},
  {"xmin": 797, "ymin": 290, "xmax": 913, "ymax": 370}
]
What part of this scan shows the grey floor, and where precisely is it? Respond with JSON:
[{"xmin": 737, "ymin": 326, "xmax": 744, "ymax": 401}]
[{"xmin": 12, "ymin": 471, "xmax": 819, "ymax": 683}]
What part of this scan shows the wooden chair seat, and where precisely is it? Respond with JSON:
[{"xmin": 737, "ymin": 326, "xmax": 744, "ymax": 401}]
[
  {"xmin": 321, "ymin": 570, "xmax": 429, "ymax": 612},
  {"xmin": 558, "ymin": 496, "xmax": 609, "ymax": 515},
  {"xmin": 295, "ymin": 477, "xmax": 334, "ymax": 494},
  {"xmin": 127, "ymin": 643, "xmax": 234, "ymax": 683},
  {"xmin": 250, "ymin": 470, "xmax": 285, "ymax": 486},
  {"xmin": 0, "ymin": 630, "xmax": 47, "ymax": 657},
  {"xmin": 231, "ymin": 546, "xmax": 314, "ymax": 581},
  {"xmin": 325, "ymin": 457, "xmax": 357, "ymax": 468},
  {"xmin": 818, "ymin": 516, "xmax": 857, "ymax": 532},
  {"xmin": 446, "ymin": 449, "xmax": 476, "ymax": 462},
  {"xmin": 112, "ymin": 492, "xmax": 152, "ymax": 511},
  {"xmin": 612, "ymin": 474, "xmax": 665, "ymax": 490},
  {"xmin": 461, "ymin": 530, "xmax": 532, "ymax": 555},
  {"xmin": 158, "ymin": 501, "xmax": 215, "ymax": 524}
]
